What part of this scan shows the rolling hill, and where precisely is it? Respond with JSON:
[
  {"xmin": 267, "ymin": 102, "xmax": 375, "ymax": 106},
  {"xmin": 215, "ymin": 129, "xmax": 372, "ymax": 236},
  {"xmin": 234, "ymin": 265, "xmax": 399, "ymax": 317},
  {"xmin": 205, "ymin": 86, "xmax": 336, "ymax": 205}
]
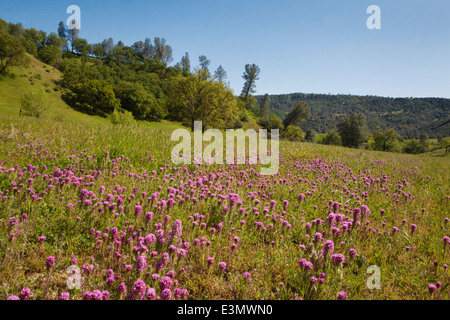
[
  {"xmin": 256, "ymin": 92, "xmax": 450, "ymax": 138},
  {"xmin": 0, "ymin": 53, "xmax": 183, "ymax": 131}
]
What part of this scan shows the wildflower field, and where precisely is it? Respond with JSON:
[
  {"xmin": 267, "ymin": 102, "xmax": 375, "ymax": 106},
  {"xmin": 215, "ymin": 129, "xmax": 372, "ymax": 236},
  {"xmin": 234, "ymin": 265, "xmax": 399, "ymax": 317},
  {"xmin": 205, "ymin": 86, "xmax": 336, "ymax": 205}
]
[{"xmin": 0, "ymin": 114, "xmax": 449, "ymax": 300}]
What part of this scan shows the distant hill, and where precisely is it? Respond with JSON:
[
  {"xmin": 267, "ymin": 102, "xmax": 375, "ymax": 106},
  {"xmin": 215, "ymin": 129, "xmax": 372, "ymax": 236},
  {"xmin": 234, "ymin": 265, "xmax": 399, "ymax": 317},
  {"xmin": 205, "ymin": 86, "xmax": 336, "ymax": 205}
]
[{"xmin": 256, "ymin": 93, "xmax": 450, "ymax": 138}]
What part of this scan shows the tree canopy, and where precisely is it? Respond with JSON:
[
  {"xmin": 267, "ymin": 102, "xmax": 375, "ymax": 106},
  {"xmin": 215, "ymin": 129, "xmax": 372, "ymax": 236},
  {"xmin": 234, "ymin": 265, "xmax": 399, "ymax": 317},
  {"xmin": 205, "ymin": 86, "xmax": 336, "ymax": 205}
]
[
  {"xmin": 168, "ymin": 71, "xmax": 238, "ymax": 131},
  {"xmin": 241, "ymin": 63, "xmax": 260, "ymax": 98},
  {"xmin": 0, "ymin": 31, "xmax": 30, "ymax": 74},
  {"xmin": 337, "ymin": 113, "xmax": 368, "ymax": 148},
  {"xmin": 283, "ymin": 100, "xmax": 310, "ymax": 128}
]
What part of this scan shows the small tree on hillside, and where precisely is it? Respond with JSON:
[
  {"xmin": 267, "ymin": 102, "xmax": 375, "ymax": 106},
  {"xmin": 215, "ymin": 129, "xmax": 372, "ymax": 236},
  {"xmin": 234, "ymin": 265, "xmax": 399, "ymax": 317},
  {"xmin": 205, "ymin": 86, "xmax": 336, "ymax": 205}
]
[
  {"xmin": 110, "ymin": 109, "xmax": 135, "ymax": 125},
  {"xmin": 20, "ymin": 90, "xmax": 50, "ymax": 118}
]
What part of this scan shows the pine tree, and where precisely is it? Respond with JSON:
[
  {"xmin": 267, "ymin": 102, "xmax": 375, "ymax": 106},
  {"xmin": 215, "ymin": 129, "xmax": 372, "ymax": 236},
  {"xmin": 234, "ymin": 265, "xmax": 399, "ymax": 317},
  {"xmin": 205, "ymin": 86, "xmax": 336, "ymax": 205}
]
[
  {"xmin": 283, "ymin": 101, "xmax": 310, "ymax": 128},
  {"xmin": 214, "ymin": 65, "xmax": 227, "ymax": 83},
  {"xmin": 181, "ymin": 52, "xmax": 190, "ymax": 75},
  {"xmin": 260, "ymin": 93, "xmax": 270, "ymax": 119}
]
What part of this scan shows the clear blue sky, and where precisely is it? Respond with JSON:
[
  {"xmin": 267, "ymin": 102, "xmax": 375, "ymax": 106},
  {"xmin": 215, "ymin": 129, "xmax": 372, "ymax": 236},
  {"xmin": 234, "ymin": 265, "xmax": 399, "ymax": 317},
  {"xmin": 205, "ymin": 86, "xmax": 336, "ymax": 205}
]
[{"xmin": 1, "ymin": 0, "xmax": 449, "ymax": 98}]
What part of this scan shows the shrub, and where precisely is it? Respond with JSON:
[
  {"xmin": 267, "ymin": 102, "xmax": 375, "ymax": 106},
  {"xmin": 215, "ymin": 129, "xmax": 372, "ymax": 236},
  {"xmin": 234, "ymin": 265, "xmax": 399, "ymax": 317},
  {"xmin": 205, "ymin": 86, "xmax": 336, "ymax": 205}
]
[
  {"xmin": 282, "ymin": 125, "xmax": 305, "ymax": 141},
  {"xmin": 305, "ymin": 129, "xmax": 316, "ymax": 142},
  {"xmin": 110, "ymin": 109, "xmax": 135, "ymax": 125},
  {"xmin": 20, "ymin": 90, "xmax": 49, "ymax": 118},
  {"xmin": 322, "ymin": 130, "xmax": 342, "ymax": 146}
]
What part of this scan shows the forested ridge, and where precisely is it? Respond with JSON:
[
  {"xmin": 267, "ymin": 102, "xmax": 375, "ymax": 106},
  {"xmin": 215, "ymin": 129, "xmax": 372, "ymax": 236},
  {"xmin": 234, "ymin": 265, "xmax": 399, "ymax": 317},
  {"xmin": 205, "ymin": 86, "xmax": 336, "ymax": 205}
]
[{"xmin": 256, "ymin": 93, "xmax": 450, "ymax": 138}]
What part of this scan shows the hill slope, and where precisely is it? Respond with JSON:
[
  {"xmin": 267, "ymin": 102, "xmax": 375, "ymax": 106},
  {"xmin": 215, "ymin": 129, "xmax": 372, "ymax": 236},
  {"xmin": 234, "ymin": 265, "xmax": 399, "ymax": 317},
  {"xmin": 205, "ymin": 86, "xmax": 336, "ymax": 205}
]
[
  {"xmin": 0, "ymin": 54, "xmax": 184, "ymax": 131},
  {"xmin": 256, "ymin": 93, "xmax": 450, "ymax": 138},
  {"xmin": 0, "ymin": 54, "xmax": 109, "ymax": 124}
]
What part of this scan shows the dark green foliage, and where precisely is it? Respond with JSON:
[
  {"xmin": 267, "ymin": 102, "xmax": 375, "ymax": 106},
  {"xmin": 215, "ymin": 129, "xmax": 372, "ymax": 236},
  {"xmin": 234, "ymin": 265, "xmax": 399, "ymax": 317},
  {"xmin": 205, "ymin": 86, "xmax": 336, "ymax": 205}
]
[
  {"xmin": 57, "ymin": 22, "xmax": 66, "ymax": 39},
  {"xmin": 21, "ymin": 39, "xmax": 38, "ymax": 56},
  {"xmin": 256, "ymin": 93, "xmax": 450, "ymax": 139},
  {"xmin": 0, "ymin": 31, "xmax": 30, "ymax": 74},
  {"xmin": 102, "ymin": 38, "xmax": 115, "ymax": 54},
  {"xmin": 91, "ymin": 43, "xmax": 106, "ymax": 59},
  {"xmin": 237, "ymin": 95, "xmax": 258, "ymax": 115},
  {"xmin": 67, "ymin": 28, "xmax": 79, "ymax": 53},
  {"xmin": 370, "ymin": 128, "xmax": 401, "ymax": 152},
  {"xmin": 283, "ymin": 100, "xmax": 310, "ymax": 128},
  {"xmin": 129, "ymin": 37, "xmax": 172, "ymax": 63},
  {"xmin": 321, "ymin": 130, "xmax": 342, "ymax": 146},
  {"xmin": 198, "ymin": 55, "xmax": 210, "ymax": 81},
  {"xmin": 402, "ymin": 138, "xmax": 421, "ymax": 154},
  {"xmin": 305, "ymin": 129, "xmax": 316, "ymax": 142},
  {"xmin": 259, "ymin": 93, "xmax": 270, "ymax": 120},
  {"xmin": 64, "ymin": 79, "xmax": 121, "ymax": 115},
  {"xmin": 0, "ymin": 19, "xmax": 8, "ymax": 33},
  {"xmin": 259, "ymin": 114, "xmax": 284, "ymax": 131},
  {"xmin": 23, "ymin": 28, "xmax": 40, "ymax": 43},
  {"xmin": 214, "ymin": 65, "xmax": 227, "ymax": 83},
  {"xmin": 8, "ymin": 22, "xmax": 24, "ymax": 38},
  {"xmin": 234, "ymin": 119, "xmax": 243, "ymax": 129},
  {"xmin": 241, "ymin": 64, "xmax": 260, "ymax": 98},
  {"xmin": 0, "ymin": 17, "xmax": 243, "ymax": 127},
  {"xmin": 113, "ymin": 81, "xmax": 167, "ymax": 120},
  {"xmin": 258, "ymin": 114, "xmax": 284, "ymax": 139},
  {"xmin": 38, "ymin": 45, "xmax": 60, "ymax": 65},
  {"xmin": 153, "ymin": 37, "xmax": 172, "ymax": 63},
  {"xmin": 45, "ymin": 32, "xmax": 66, "ymax": 48},
  {"xmin": 180, "ymin": 52, "xmax": 190, "ymax": 75},
  {"xmin": 402, "ymin": 137, "xmax": 431, "ymax": 154},
  {"xmin": 268, "ymin": 115, "xmax": 284, "ymax": 130},
  {"xmin": 419, "ymin": 134, "xmax": 428, "ymax": 144},
  {"xmin": 199, "ymin": 55, "xmax": 210, "ymax": 72},
  {"xmin": 72, "ymin": 38, "xmax": 91, "ymax": 57},
  {"xmin": 337, "ymin": 113, "xmax": 368, "ymax": 148}
]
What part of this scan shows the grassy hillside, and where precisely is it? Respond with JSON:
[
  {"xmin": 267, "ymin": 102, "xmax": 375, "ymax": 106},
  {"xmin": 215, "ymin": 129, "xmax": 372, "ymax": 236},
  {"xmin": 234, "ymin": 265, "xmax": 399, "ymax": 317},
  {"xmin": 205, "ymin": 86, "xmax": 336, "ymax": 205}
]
[
  {"xmin": 0, "ymin": 54, "xmax": 106, "ymax": 124},
  {"xmin": 256, "ymin": 92, "xmax": 450, "ymax": 139},
  {"xmin": 0, "ymin": 54, "xmax": 184, "ymax": 132}
]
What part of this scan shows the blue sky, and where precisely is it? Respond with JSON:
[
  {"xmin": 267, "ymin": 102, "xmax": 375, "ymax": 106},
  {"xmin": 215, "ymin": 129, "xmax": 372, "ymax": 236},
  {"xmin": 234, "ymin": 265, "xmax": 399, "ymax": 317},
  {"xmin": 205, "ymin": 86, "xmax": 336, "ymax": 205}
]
[{"xmin": 1, "ymin": 0, "xmax": 449, "ymax": 98}]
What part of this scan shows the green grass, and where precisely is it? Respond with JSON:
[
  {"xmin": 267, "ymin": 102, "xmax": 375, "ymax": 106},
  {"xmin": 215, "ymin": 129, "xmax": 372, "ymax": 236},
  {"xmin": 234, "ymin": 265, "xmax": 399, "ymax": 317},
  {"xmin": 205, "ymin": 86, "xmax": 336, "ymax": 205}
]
[{"xmin": 0, "ymin": 113, "xmax": 448, "ymax": 300}]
